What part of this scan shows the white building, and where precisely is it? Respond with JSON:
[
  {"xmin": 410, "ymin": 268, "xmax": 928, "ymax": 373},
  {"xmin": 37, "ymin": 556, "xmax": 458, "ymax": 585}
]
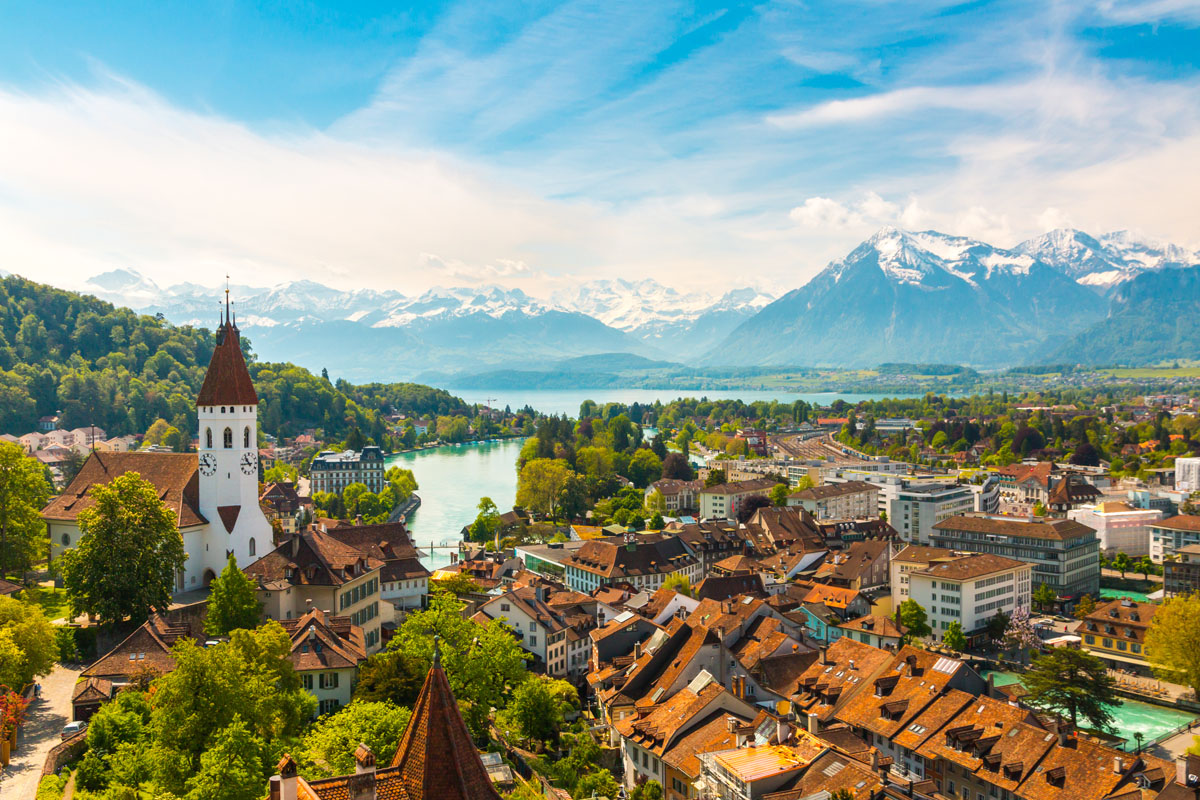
[
  {"xmin": 699, "ymin": 478, "xmax": 776, "ymax": 521},
  {"xmin": 562, "ymin": 534, "xmax": 700, "ymax": 594},
  {"xmin": 1068, "ymin": 501, "xmax": 1163, "ymax": 557},
  {"xmin": 786, "ymin": 480, "xmax": 879, "ymax": 519},
  {"xmin": 906, "ymin": 553, "xmax": 1031, "ymax": 641},
  {"xmin": 1150, "ymin": 515, "xmax": 1200, "ymax": 563},
  {"xmin": 1176, "ymin": 457, "xmax": 1200, "ymax": 493}
]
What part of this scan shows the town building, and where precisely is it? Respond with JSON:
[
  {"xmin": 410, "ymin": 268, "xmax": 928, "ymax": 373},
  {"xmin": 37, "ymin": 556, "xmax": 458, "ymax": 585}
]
[
  {"xmin": 43, "ymin": 302, "xmax": 271, "ymax": 592},
  {"xmin": 905, "ymin": 553, "xmax": 1031, "ymax": 643},
  {"xmin": 317, "ymin": 520, "xmax": 431, "ymax": 617},
  {"xmin": 889, "ymin": 545, "xmax": 958, "ymax": 605},
  {"xmin": 1079, "ymin": 597, "xmax": 1158, "ymax": 671},
  {"xmin": 1150, "ymin": 514, "xmax": 1200, "ymax": 563},
  {"xmin": 786, "ymin": 481, "xmax": 879, "ymax": 520},
  {"xmin": 699, "ymin": 478, "xmax": 777, "ymax": 521},
  {"xmin": 309, "ymin": 445, "xmax": 387, "ymax": 494},
  {"xmin": 930, "ymin": 514, "xmax": 1100, "ymax": 604},
  {"xmin": 833, "ymin": 614, "xmax": 906, "ymax": 649},
  {"xmin": 1175, "ymin": 457, "xmax": 1200, "ymax": 492},
  {"xmin": 889, "ymin": 482, "xmax": 975, "ymax": 545},
  {"xmin": 279, "ymin": 607, "xmax": 368, "ymax": 716},
  {"xmin": 260, "ymin": 481, "xmax": 305, "ymax": 535},
  {"xmin": 1068, "ymin": 501, "xmax": 1163, "ymax": 557},
  {"xmin": 472, "ymin": 585, "xmax": 593, "ymax": 678},
  {"xmin": 244, "ymin": 530, "xmax": 385, "ymax": 652},
  {"xmin": 1164, "ymin": 543, "xmax": 1200, "ymax": 597},
  {"xmin": 646, "ymin": 478, "xmax": 703, "ymax": 513},
  {"xmin": 562, "ymin": 533, "xmax": 700, "ymax": 594}
]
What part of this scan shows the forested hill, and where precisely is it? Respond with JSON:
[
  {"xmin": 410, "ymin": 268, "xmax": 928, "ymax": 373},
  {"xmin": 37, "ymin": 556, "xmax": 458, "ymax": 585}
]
[{"xmin": 0, "ymin": 275, "xmax": 469, "ymax": 439}]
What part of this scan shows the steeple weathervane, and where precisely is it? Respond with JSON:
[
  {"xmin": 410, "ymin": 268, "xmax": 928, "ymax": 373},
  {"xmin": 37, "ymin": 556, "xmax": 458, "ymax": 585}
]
[{"xmin": 224, "ymin": 274, "xmax": 231, "ymax": 325}]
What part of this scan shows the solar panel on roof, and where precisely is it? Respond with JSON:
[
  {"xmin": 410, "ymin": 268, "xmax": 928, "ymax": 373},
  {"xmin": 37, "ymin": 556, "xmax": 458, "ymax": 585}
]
[
  {"xmin": 822, "ymin": 761, "xmax": 846, "ymax": 777},
  {"xmin": 932, "ymin": 656, "xmax": 958, "ymax": 673}
]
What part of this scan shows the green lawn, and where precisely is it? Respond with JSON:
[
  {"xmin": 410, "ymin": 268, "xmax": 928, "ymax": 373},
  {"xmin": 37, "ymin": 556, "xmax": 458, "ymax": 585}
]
[{"xmin": 22, "ymin": 584, "xmax": 74, "ymax": 622}]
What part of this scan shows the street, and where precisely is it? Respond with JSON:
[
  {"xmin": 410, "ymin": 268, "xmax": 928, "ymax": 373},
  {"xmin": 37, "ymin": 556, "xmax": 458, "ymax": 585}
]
[{"xmin": 0, "ymin": 664, "xmax": 82, "ymax": 798}]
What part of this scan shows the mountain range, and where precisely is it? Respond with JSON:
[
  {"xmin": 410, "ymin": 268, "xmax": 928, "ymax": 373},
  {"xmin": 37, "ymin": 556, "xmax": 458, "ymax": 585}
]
[{"xmin": 71, "ymin": 226, "xmax": 1199, "ymax": 378}]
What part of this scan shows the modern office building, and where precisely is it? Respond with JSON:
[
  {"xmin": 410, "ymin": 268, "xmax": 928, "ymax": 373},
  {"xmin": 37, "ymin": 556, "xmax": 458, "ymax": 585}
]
[
  {"xmin": 1068, "ymin": 501, "xmax": 1162, "ymax": 557},
  {"xmin": 906, "ymin": 553, "xmax": 1032, "ymax": 643},
  {"xmin": 1149, "ymin": 514, "xmax": 1200, "ymax": 563}
]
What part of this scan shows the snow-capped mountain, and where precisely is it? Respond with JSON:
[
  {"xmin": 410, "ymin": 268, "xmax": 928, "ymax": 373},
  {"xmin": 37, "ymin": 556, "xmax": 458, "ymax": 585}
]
[
  {"xmin": 1015, "ymin": 228, "xmax": 1198, "ymax": 290},
  {"xmin": 703, "ymin": 227, "xmax": 1108, "ymax": 368}
]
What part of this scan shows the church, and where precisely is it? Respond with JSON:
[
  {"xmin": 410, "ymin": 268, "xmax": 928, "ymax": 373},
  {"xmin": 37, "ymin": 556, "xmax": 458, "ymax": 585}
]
[{"xmin": 43, "ymin": 299, "xmax": 272, "ymax": 593}]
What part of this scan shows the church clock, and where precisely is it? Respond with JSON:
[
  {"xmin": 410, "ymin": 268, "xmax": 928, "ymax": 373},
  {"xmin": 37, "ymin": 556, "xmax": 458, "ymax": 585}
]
[
  {"xmin": 240, "ymin": 452, "xmax": 258, "ymax": 476},
  {"xmin": 199, "ymin": 453, "xmax": 217, "ymax": 477}
]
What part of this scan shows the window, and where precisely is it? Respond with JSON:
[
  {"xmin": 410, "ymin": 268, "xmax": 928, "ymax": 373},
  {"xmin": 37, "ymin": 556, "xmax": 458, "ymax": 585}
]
[
  {"xmin": 205, "ymin": 428, "xmax": 213, "ymax": 448},
  {"xmin": 61, "ymin": 533, "xmax": 70, "ymax": 546},
  {"xmin": 320, "ymin": 672, "xmax": 340, "ymax": 690},
  {"xmin": 243, "ymin": 426, "xmax": 250, "ymax": 448},
  {"xmin": 223, "ymin": 427, "xmax": 233, "ymax": 448},
  {"xmin": 249, "ymin": 538, "xmax": 256, "ymax": 557}
]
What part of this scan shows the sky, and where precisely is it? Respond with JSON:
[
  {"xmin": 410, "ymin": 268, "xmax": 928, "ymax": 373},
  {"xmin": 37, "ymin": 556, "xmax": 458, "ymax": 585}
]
[{"xmin": 0, "ymin": 0, "xmax": 1197, "ymax": 299}]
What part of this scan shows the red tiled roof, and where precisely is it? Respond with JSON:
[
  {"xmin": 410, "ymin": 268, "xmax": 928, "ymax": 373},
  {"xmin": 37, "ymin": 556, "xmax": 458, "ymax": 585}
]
[
  {"xmin": 42, "ymin": 451, "xmax": 205, "ymax": 527},
  {"xmin": 389, "ymin": 660, "xmax": 502, "ymax": 800},
  {"xmin": 196, "ymin": 318, "xmax": 258, "ymax": 406}
]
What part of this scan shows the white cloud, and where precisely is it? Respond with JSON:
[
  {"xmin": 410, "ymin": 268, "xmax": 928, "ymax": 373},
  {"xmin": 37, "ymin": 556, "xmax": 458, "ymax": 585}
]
[{"xmin": 788, "ymin": 197, "xmax": 861, "ymax": 228}]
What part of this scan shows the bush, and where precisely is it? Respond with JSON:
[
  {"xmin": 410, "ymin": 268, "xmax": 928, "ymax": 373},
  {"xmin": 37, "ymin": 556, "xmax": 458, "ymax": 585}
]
[
  {"xmin": 36, "ymin": 773, "xmax": 67, "ymax": 800},
  {"xmin": 54, "ymin": 628, "xmax": 78, "ymax": 662},
  {"xmin": 74, "ymin": 751, "xmax": 109, "ymax": 791},
  {"xmin": 73, "ymin": 627, "xmax": 98, "ymax": 661}
]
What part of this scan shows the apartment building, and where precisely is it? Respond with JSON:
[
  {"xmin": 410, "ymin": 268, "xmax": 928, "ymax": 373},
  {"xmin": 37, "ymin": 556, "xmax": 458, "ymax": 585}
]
[
  {"xmin": 786, "ymin": 480, "xmax": 879, "ymax": 519},
  {"xmin": 889, "ymin": 545, "xmax": 958, "ymax": 605},
  {"xmin": 699, "ymin": 478, "xmax": 777, "ymax": 521},
  {"xmin": 1164, "ymin": 544, "xmax": 1200, "ymax": 597},
  {"xmin": 890, "ymin": 483, "xmax": 975, "ymax": 545},
  {"xmin": 906, "ymin": 553, "xmax": 1031, "ymax": 642},
  {"xmin": 930, "ymin": 515, "xmax": 1100, "ymax": 605},
  {"xmin": 562, "ymin": 533, "xmax": 700, "ymax": 594},
  {"xmin": 1149, "ymin": 514, "xmax": 1200, "ymax": 563},
  {"xmin": 1080, "ymin": 597, "xmax": 1158, "ymax": 671},
  {"xmin": 1068, "ymin": 501, "xmax": 1162, "ymax": 557}
]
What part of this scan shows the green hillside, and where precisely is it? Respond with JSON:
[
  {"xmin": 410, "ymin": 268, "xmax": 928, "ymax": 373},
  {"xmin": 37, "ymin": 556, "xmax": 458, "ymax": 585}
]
[{"xmin": 0, "ymin": 275, "xmax": 467, "ymax": 440}]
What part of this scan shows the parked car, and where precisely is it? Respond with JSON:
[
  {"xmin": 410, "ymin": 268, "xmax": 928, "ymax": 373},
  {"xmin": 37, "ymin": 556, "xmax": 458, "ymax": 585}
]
[{"xmin": 61, "ymin": 720, "xmax": 87, "ymax": 739}]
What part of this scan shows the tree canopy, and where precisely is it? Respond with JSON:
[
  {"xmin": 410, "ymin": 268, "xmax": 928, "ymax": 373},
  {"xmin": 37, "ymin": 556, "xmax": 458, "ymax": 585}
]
[
  {"xmin": 0, "ymin": 595, "xmax": 56, "ymax": 690},
  {"xmin": 1145, "ymin": 591, "xmax": 1200, "ymax": 698},
  {"xmin": 204, "ymin": 554, "xmax": 263, "ymax": 637},
  {"xmin": 0, "ymin": 442, "xmax": 51, "ymax": 577},
  {"xmin": 1023, "ymin": 646, "xmax": 1119, "ymax": 731},
  {"xmin": 61, "ymin": 471, "xmax": 186, "ymax": 626}
]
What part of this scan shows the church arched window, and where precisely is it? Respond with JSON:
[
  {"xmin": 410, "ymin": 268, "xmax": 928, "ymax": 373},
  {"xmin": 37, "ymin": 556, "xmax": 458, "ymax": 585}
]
[
  {"xmin": 249, "ymin": 538, "xmax": 256, "ymax": 557},
  {"xmin": 223, "ymin": 427, "xmax": 233, "ymax": 449},
  {"xmin": 243, "ymin": 426, "xmax": 250, "ymax": 448},
  {"xmin": 205, "ymin": 428, "xmax": 213, "ymax": 449}
]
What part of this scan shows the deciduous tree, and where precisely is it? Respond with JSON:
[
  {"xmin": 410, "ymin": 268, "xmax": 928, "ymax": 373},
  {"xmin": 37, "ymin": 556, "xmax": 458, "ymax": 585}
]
[
  {"xmin": 61, "ymin": 472, "xmax": 186, "ymax": 626},
  {"xmin": 0, "ymin": 596, "xmax": 56, "ymax": 690},
  {"xmin": 1033, "ymin": 583, "xmax": 1057, "ymax": 612},
  {"xmin": 205, "ymin": 554, "xmax": 262, "ymax": 636},
  {"xmin": 301, "ymin": 701, "xmax": 412, "ymax": 778},
  {"xmin": 1145, "ymin": 591, "xmax": 1200, "ymax": 699},
  {"xmin": 516, "ymin": 459, "xmax": 574, "ymax": 521},
  {"xmin": 769, "ymin": 483, "xmax": 789, "ymax": 507},
  {"xmin": 0, "ymin": 442, "xmax": 51, "ymax": 577},
  {"xmin": 897, "ymin": 599, "xmax": 931, "ymax": 644},
  {"xmin": 942, "ymin": 621, "xmax": 967, "ymax": 653}
]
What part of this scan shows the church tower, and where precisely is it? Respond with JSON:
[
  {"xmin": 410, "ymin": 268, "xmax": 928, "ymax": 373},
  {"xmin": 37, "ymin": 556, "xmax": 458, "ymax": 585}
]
[{"xmin": 191, "ymin": 290, "xmax": 272, "ymax": 589}]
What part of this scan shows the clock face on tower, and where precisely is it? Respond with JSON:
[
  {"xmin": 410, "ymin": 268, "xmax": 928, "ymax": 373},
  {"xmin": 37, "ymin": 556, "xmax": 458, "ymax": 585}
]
[
  {"xmin": 240, "ymin": 452, "xmax": 257, "ymax": 476},
  {"xmin": 199, "ymin": 453, "xmax": 217, "ymax": 477}
]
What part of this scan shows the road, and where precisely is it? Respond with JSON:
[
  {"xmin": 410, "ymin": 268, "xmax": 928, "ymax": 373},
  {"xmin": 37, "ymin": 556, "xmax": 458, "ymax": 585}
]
[{"xmin": 0, "ymin": 664, "xmax": 82, "ymax": 797}]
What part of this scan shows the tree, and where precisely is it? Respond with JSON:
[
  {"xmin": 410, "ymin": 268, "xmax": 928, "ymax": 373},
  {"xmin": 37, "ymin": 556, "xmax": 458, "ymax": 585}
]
[
  {"xmin": 985, "ymin": 610, "xmax": 1010, "ymax": 642},
  {"xmin": 649, "ymin": 512, "xmax": 665, "ymax": 530},
  {"xmin": 769, "ymin": 483, "xmax": 789, "ymax": 507},
  {"xmin": 60, "ymin": 472, "xmax": 186, "ymax": 626},
  {"xmin": 1033, "ymin": 583, "xmax": 1057, "ymax": 612},
  {"xmin": 0, "ymin": 596, "xmax": 56, "ymax": 690},
  {"xmin": 663, "ymin": 573, "xmax": 693, "ymax": 598},
  {"xmin": 645, "ymin": 489, "xmax": 666, "ymax": 514},
  {"xmin": 661, "ymin": 452, "xmax": 693, "ymax": 481},
  {"xmin": 793, "ymin": 474, "xmax": 815, "ymax": 491},
  {"xmin": 575, "ymin": 770, "xmax": 620, "ymax": 799},
  {"xmin": 1145, "ymin": 591, "xmax": 1200, "ymax": 699},
  {"xmin": 0, "ymin": 442, "xmax": 52, "ymax": 578},
  {"xmin": 148, "ymin": 622, "xmax": 315, "ymax": 794},
  {"xmin": 386, "ymin": 593, "xmax": 531, "ymax": 737},
  {"xmin": 1071, "ymin": 442, "xmax": 1101, "ymax": 467},
  {"xmin": 627, "ymin": 449, "xmax": 663, "ymax": 489},
  {"xmin": 1135, "ymin": 556, "xmax": 1153, "ymax": 580},
  {"xmin": 467, "ymin": 497, "xmax": 501, "ymax": 544},
  {"xmin": 503, "ymin": 677, "xmax": 564, "ymax": 746},
  {"xmin": 634, "ymin": 781, "xmax": 665, "ymax": 800},
  {"xmin": 205, "ymin": 554, "xmax": 262, "ymax": 636},
  {"xmin": 184, "ymin": 717, "xmax": 267, "ymax": 800},
  {"xmin": 352, "ymin": 651, "xmax": 426, "ymax": 707},
  {"xmin": 736, "ymin": 494, "xmax": 771, "ymax": 523},
  {"xmin": 1073, "ymin": 594, "xmax": 1097, "ymax": 620},
  {"xmin": 1023, "ymin": 647, "xmax": 1120, "ymax": 730},
  {"xmin": 301, "ymin": 701, "xmax": 412, "ymax": 778},
  {"xmin": 1112, "ymin": 552, "xmax": 1132, "ymax": 579},
  {"xmin": 1000, "ymin": 607, "xmax": 1040, "ymax": 663},
  {"xmin": 516, "ymin": 459, "xmax": 574, "ymax": 521},
  {"xmin": 942, "ymin": 621, "xmax": 967, "ymax": 652},
  {"xmin": 897, "ymin": 599, "xmax": 931, "ymax": 644},
  {"xmin": 433, "ymin": 572, "xmax": 485, "ymax": 597},
  {"xmin": 704, "ymin": 469, "xmax": 726, "ymax": 488}
]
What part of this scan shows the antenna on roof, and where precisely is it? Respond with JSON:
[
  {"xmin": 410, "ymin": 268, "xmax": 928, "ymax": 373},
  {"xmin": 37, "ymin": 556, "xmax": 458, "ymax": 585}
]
[{"xmin": 224, "ymin": 274, "xmax": 231, "ymax": 325}]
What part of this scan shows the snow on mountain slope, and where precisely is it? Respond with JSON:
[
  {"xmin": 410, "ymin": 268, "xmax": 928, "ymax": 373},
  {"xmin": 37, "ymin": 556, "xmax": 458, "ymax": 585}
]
[{"xmin": 1016, "ymin": 228, "xmax": 1199, "ymax": 289}]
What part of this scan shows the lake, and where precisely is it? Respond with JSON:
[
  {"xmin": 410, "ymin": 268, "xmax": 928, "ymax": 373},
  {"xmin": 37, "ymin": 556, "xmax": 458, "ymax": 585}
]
[
  {"xmin": 444, "ymin": 388, "xmax": 916, "ymax": 418},
  {"xmin": 386, "ymin": 438, "xmax": 527, "ymax": 568}
]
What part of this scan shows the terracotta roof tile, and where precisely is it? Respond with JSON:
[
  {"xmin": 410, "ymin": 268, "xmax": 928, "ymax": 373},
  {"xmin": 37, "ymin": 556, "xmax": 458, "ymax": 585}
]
[
  {"xmin": 196, "ymin": 319, "xmax": 258, "ymax": 406},
  {"xmin": 42, "ymin": 451, "xmax": 205, "ymax": 527}
]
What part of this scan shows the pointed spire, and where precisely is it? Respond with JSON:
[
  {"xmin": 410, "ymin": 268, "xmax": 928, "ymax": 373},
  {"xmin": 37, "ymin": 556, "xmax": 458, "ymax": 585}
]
[{"xmin": 197, "ymin": 286, "xmax": 258, "ymax": 407}]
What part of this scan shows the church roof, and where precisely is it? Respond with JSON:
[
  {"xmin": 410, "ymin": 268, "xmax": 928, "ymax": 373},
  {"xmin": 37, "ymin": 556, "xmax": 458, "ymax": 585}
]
[
  {"xmin": 389, "ymin": 653, "xmax": 503, "ymax": 800},
  {"xmin": 42, "ymin": 451, "xmax": 206, "ymax": 527},
  {"xmin": 196, "ymin": 316, "xmax": 258, "ymax": 406}
]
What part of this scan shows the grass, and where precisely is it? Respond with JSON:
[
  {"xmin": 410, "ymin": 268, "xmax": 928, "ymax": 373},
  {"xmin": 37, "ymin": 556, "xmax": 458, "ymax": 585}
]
[
  {"xmin": 22, "ymin": 584, "xmax": 74, "ymax": 622},
  {"xmin": 1102, "ymin": 366, "xmax": 1200, "ymax": 378}
]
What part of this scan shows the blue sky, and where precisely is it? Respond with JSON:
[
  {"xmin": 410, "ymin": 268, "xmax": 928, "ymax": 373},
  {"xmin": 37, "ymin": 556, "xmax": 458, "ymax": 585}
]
[{"xmin": 0, "ymin": 0, "xmax": 1197, "ymax": 296}]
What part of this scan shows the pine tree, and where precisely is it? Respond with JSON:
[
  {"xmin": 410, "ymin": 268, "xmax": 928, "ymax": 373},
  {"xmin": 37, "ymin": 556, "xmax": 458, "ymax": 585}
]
[{"xmin": 204, "ymin": 554, "xmax": 262, "ymax": 637}]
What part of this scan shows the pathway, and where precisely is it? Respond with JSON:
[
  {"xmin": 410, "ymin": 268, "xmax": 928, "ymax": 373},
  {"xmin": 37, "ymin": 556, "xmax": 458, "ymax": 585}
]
[{"xmin": 0, "ymin": 663, "xmax": 82, "ymax": 798}]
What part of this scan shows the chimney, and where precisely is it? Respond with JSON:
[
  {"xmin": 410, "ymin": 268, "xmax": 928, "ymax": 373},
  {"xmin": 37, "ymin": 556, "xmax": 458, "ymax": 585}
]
[
  {"xmin": 871, "ymin": 748, "xmax": 881, "ymax": 776},
  {"xmin": 1114, "ymin": 756, "xmax": 1124, "ymax": 775},
  {"xmin": 634, "ymin": 641, "xmax": 642, "ymax": 660},
  {"xmin": 349, "ymin": 743, "xmax": 378, "ymax": 799},
  {"xmin": 736, "ymin": 724, "xmax": 750, "ymax": 748},
  {"xmin": 987, "ymin": 672, "xmax": 996, "ymax": 697},
  {"xmin": 291, "ymin": 535, "xmax": 301, "ymax": 558},
  {"xmin": 355, "ymin": 514, "xmax": 363, "ymax": 526},
  {"xmin": 276, "ymin": 755, "xmax": 299, "ymax": 800},
  {"xmin": 727, "ymin": 715, "xmax": 738, "ymax": 733},
  {"xmin": 269, "ymin": 777, "xmax": 282, "ymax": 800},
  {"xmin": 776, "ymin": 717, "xmax": 789, "ymax": 744},
  {"xmin": 807, "ymin": 712, "xmax": 818, "ymax": 734},
  {"xmin": 819, "ymin": 645, "xmax": 828, "ymax": 665}
]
